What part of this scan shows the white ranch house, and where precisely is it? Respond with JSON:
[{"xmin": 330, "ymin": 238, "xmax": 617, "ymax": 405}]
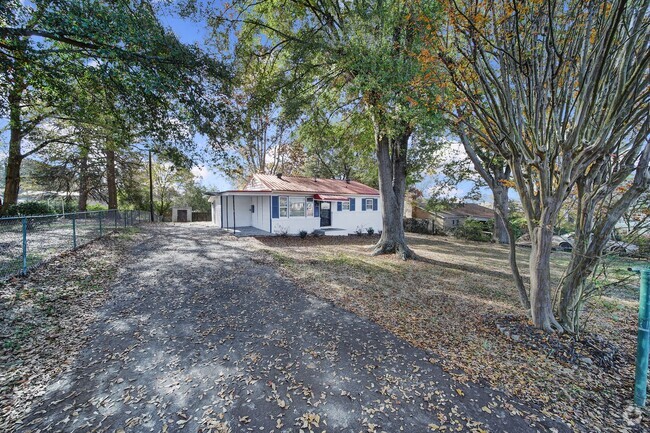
[{"xmin": 207, "ymin": 174, "xmax": 382, "ymax": 236}]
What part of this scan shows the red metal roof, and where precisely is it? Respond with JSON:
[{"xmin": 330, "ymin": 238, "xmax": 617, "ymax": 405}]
[{"xmin": 245, "ymin": 174, "xmax": 379, "ymax": 195}]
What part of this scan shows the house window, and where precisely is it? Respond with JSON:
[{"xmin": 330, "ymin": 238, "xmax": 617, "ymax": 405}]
[
  {"xmin": 289, "ymin": 197, "xmax": 305, "ymax": 217},
  {"xmin": 365, "ymin": 198, "xmax": 374, "ymax": 211},
  {"xmin": 279, "ymin": 196, "xmax": 288, "ymax": 217},
  {"xmin": 341, "ymin": 201, "xmax": 350, "ymax": 211},
  {"xmin": 306, "ymin": 198, "xmax": 314, "ymax": 217}
]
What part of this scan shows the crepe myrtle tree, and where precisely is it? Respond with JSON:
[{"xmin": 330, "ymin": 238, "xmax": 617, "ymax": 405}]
[{"xmin": 426, "ymin": 0, "xmax": 650, "ymax": 331}]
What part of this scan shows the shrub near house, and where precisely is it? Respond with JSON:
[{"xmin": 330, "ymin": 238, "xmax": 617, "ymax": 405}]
[{"xmin": 453, "ymin": 218, "xmax": 491, "ymax": 242}]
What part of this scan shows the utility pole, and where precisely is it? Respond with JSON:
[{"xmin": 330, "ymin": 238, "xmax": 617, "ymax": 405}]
[{"xmin": 149, "ymin": 149, "xmax": 154, "ymax": 222}]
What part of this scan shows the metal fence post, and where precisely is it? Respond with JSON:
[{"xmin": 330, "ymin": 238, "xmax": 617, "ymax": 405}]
[
  {"xmin": 72, "ymin": 212, "xmax": 77, "ymax": 249},
  {"xmin": 124, "ymin": 210, "xmax": 127, "ymax": 228},
  {"xmin": 114, "ymin": 210, "xmax": 118, "ymax": 230},
  {"xmin": 632, "ymin": 267, "xmax": 650, "ymax": 406},
  {"xmin": 21, "ymin": 216, "xmax": 27, "ymax": 275},
  {"xmin": 99, "ymin": 211, "xmax": 103, "ymax": 237}
]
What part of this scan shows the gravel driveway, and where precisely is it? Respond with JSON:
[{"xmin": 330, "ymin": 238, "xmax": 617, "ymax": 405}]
[{"xmin": 19, "ymin": 224, "xmax": 566, "ymax": 432}]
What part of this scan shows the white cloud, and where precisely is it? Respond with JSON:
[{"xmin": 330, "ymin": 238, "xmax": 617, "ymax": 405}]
[{"xmin": 191, "ymin": 165, "xmax": 211, "ymax": 181}]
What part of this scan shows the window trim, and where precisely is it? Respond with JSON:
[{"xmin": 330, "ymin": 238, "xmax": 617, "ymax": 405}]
[
  {"xmin": 341, "ymin": 201, "xmax": 350, "ymax": 211},
  {"xmin": 365, "ymin": 198, "xmax": 374, "ymax": 211},
  {"xmin": 279, "ymin": 196, "xmax": 288, "ymax": 218}
]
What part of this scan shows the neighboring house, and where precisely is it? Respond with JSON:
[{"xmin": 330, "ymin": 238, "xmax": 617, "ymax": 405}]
[
  {"xmin": 404, "ymin": 204, "xmax": 436, "ymax": 220},
  {"xmin": 434, "ymin": 203, "xmax": 494, "ymax": 229},
  {"xmin": 207, "ymin": 174, "xmax": 382, "ymax": 235}
]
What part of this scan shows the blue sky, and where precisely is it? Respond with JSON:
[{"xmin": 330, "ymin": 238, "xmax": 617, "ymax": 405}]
[{"xmin": 156, "ymin": 8, "xmax": 489, "ymax": 202}]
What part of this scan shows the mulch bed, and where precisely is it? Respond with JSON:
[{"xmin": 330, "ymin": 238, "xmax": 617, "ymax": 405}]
[{"xmin": 491, "ymin": 314, "xmax": 630, "ymax": 370}]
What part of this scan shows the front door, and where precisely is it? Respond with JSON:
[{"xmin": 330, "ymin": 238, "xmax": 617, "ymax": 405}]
[
  {"xmin": 177, "ymin": 210, "xmax": 187, "ymax": 222},
  {"xmin": 320, "ymin": 202, "xmax": 331, "ymax": 227}
]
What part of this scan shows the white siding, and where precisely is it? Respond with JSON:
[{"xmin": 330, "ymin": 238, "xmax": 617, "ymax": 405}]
[
  {"xmin": 331, "ymin": 197, "xmax": 382, "ymax": 234},
  {"xmin": 251, "ymin": 196, "xmax": 271, "ymax": 231},
  {"xmin": 222, "ymin": 196, "xmax": 253, "ymax": 228},
  {"xmin": 271, "ymin": 195, "xmax": 382, "ymax": 235},
  {"xmin": 212, "ymin": 201, "xmax": 221, "ymax": 226}
]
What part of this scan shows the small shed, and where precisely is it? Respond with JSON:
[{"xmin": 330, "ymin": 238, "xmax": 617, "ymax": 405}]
[{"xmin": 172, "ymin": 206, "xmax": 192, "ymax": 222}]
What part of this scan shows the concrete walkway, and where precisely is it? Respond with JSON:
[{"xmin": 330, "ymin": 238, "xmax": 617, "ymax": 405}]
[{"xmin": 19, "ymin": 224, "xmax": 566, "ymax": 432}]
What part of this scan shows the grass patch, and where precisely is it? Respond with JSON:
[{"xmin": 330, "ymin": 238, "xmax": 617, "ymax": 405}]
[
  {"xmin": 117, "ymin": 226, "xmax": 140, "ymax": 240},
  {"xmin": 2, "ymin": 324, "xmax": 34, "ymax": 350},
  {"xmin": 322, "ymin": 253, "xmax": 393, "ymax": 274},
  {"xmin": 268, "ymin": 250, "xmax": 294, "ymax": 265}
]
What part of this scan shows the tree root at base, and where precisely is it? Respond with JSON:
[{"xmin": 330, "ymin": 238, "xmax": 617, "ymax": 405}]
[{"xmin": 371, "ymin": 239, "xmax": 416, "ymax": 260}]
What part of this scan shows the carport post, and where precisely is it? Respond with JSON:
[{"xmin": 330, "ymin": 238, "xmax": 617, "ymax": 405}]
[{"xmin": 632, "ymin": 268, "xmax": 650, "ymax": 407}]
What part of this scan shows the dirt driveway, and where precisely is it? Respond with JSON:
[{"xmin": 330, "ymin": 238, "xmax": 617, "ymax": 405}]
[{"xmin": 18, "ymin": 224, "xmax": 566, "ymax": 432}]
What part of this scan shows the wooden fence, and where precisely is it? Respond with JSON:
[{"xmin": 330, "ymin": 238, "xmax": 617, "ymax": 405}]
[{"xmin": 404, "ymin": 218, "xmax": 438, "ymax": 235}]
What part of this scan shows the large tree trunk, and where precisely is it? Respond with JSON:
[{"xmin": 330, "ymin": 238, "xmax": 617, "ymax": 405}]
[
  {"xmin": 106, "ymin": 149, "xmax": 117, "ymax": 210},
  {"xmin": 78, "ymin": 153, "xmax": 89, "ymax": 211},
  {"xmin": 372, "ymin": 130, "xmax": 414, "ymax": 260},
  {"xmin": 529, "ymin": 222, "xmax": 563, "ymax": 332},
  {"xmin": 1, "ymin": 86, "xmax": 24, "ymax": 215},
  {"xmin": 492, "ymin": 184, "xmax": 509, "ymax": 244},
  {"xmin": 2, "ymin": 138, "xmax": 23, "ymax": 215}
]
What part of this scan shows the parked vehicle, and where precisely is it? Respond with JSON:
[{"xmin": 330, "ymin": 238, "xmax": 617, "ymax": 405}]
[
  {"xmin": 516, "ymin": 234, "xmax": 574, "ymax": 251},
  {"xmin": 604, "ymin": 239, "xmax": 639, "ymax": 255}
]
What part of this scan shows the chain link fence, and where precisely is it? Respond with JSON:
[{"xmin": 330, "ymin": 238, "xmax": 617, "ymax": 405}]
[{"xmin": 0, "ymin": 210, "xmax": 153, "ymax": 280}]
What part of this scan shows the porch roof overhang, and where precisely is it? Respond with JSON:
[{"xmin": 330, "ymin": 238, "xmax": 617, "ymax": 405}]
[
  {"xmin": 210, "ymin": 190, "xmax": 272, "ymax": 197},
  {"xmin": 313, "ymin": 194, "xmax": 350, "ymax": 201}
]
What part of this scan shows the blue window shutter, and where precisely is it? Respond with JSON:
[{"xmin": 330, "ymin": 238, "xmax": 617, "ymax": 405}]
[
  {"xmin": 361, "ymin": 198, "xmax": 367, "ymax": 211},
  {"xmin": 337, "ymin": 201, "xmax": 342, "ymax": 211},
  {"xmin": 314, "ymin": 201, "xmax": 320, "ymax": 217},
  {"xmin": 350, "ymin": 198, "xmax": 355, "ymax": 211},
  {"xmin": 271, "ymin": 196, "xmax": 279, "ymax": 219},
  {"xmin": 373, "ymin": 198, "xmax": 378, "ymax": 211}
]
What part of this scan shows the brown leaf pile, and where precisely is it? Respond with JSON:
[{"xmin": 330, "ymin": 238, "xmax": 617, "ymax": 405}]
[
  {"xmin": 0, "ymin": 229, "xmax": 148, "ymax": 432},
  {"xmin": 247, "ymin": 233, "xmax": 649, "ymax": 432}
]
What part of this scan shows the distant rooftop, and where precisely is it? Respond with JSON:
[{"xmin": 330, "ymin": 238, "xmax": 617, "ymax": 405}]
[{"xmin": 438, "ymin": 203, "xmax": 494, "ymax": 219}]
